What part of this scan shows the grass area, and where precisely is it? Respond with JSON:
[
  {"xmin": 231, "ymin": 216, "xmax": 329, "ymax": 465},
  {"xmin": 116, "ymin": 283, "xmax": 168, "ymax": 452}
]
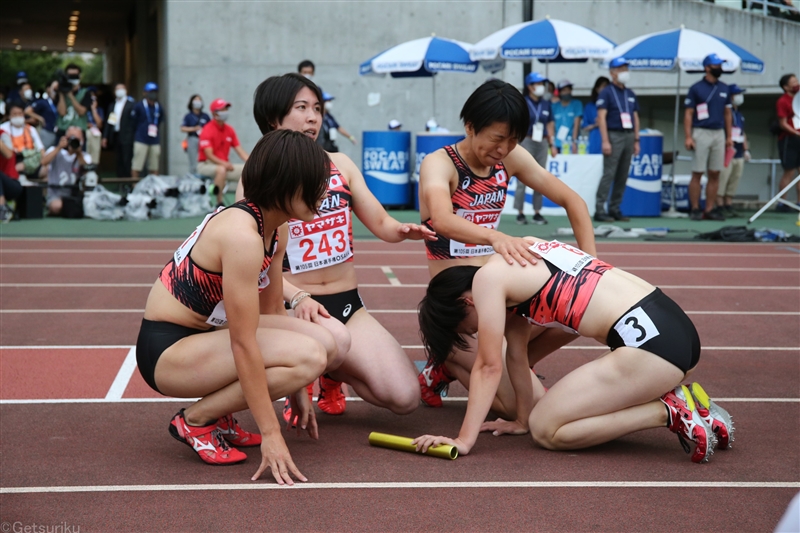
[{"xmin": 1, "ymin": 207, "xmax": 798, "ymax": 241}]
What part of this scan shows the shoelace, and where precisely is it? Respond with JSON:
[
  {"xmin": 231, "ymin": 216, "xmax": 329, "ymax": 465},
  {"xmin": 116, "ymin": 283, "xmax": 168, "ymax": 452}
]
[{"xmin": 211, "ymin": 429, "xmax": 232, "ymax": 451}]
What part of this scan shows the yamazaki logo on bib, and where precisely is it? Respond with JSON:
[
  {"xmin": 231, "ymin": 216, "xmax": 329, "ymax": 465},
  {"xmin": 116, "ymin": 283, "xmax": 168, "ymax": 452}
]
[
  {"xmin": 450, "ymin": 208, "xmax": 502, "ymax": 257},
  {"xmin": 287, "ymin": 208, "xmax": 352, "ymax": 273},
  {"xmin": 529, "ymin": 240, "xmax": 594, "ymax": 276}
]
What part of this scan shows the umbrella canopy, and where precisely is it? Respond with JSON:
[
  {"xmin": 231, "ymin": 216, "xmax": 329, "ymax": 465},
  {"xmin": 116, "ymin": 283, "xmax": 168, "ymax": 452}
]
[
  {"xmin": 605, "ymin": 27, "xmax": 764, "ymax": 74},
  {"xmin": 359, "ymin": 36, "xmax": 478, "ymax": 77},
  {"xmin": 470, "ymin": 19, "xmax": 616, "ymax": 63}
]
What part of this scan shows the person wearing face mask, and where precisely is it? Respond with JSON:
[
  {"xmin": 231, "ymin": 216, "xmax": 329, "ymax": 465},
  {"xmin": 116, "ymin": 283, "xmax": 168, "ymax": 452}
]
[
  {"xmin": 582, "ymin": 77, "xmax": 610, "ymax": 155},
  {"xmin": 716, "ymin": 84, "xmax": 750, "ymax": 218},
  {"xmin": 0, "ymin": 102, "xmax": 46, "ymax": 179},
  {"xmin": 39, "ymin": 125, "xmax": 91, "ymax": 216},
  {"xmin": 130, "ymin": 82, "xmax": 165, "ymax": 178},
  {"xmin": 102, "ymin": 83, "xmax": 136, "ymax": 177},
  {"xmin": 775, "ymin": 73, "xmax": 800, "ymax": 212},
  {"xmin": 552, "ymin": 79, "xmax": 583, "ymax": 154},
  {"xmin": 28, "ymin": 80, "xmax": 60, "ymax": 149},
  {"xmin": 515, "ymin": 72, "xmax": 555, "ymax": 225},
  {"xmin": 317, "ymin": 92, "xmax": 357, "ymax": 153},
  {"xmin": 197, "ymin": 98, "xmax": 249, "ymax": 206},
  {"xmin": 683, "ymin": 54, "xmax": 733, "ymax": 221},
  {"xmin": 180, "ymin": 94, "xmax": 211, "ymax": 175},
  {"xmin": 298, "ymin": 59, "xmax": 316, "ymax": 81},
  {"xmin": 595, "ymin": 57, "xmax": 640, "ymax": 223},
  {"xmin": 56, "ymin": 63, "xmax": 92, "ymax": 138}
]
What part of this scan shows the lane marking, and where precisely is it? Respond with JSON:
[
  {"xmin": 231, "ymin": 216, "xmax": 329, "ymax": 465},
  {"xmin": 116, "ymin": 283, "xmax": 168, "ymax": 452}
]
[
  {"xmin": 2, "ymin": 345, "xmax": 798, "ymax": 352},
  {"xmin": 380, "ymin": 267, "xmax": 401, "ymax": 286},
  {"xmin": 104, "ymin": 347, "xmax": 138, "ymax": 401},
  {"xmin": 2, "ymin": 481, "xmax": 797, "ymax": 494}
]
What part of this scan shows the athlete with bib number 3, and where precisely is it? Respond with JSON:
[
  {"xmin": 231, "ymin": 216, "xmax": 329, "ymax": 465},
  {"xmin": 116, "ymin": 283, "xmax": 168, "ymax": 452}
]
[
  {"xmin": 237, "ymin": 74, "xmax": 434, "ymax": 419},
  {"xmin": 414, "ymin": 239, "xmax": 734, "ymax": 463}
]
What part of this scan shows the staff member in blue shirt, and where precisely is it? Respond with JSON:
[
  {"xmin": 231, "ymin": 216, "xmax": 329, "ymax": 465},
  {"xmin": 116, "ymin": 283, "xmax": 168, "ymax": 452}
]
[
  {"xmin": 130, "ymin": 82, "xmax": 164, "ymax": 178},
  {"xmin": 516, "ymin": 72, "xmax": 555, "ymax": 225},
  {"xmin": 717, "ymin": 84, "xmax": 750, "ymax": 218},
  {"xmin": 684, "ymin": 54, "xmax": 732, "ymax": 221},
  {"xmin": 552, "ymin": 79, "xmax": 583, "ymax": 154},
  {"xmin": 180, "ymin": 94, "xmax": 210, "ymax": 175},
  {"xmin": 595, "ymin": 57, "xmax": 639, "ymax": 222}
]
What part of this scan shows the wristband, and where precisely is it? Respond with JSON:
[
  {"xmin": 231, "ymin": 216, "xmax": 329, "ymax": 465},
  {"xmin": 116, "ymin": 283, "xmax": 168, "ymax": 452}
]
[
  {"xmin": 291, "ymin": 291, "xmax": 311, "ymax": 310},
  {"xmin": 349, "ymin": 135, "xmax": 356, "ymax": 142},
  {"xmin": 288, "ymin": 289, "xmax": 304, "ymax": 305}
]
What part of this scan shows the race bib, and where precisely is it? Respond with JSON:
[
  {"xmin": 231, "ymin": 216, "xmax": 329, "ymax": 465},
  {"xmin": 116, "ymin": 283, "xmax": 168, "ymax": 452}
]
[
  {"xmin": 621, "ymin": 112, "xmax": 633, "ymax": 130},
  {"xmin": 286, "ymin": 208, "xmax": 352, "ymax": 273},
  {"xmin": 613, "ymin": 306, "xmax": 660, "ymax": 348},
  {"xmin": 449, "ymin": 208, "xmax": 501, "ymax": 257},
  {"xmin": 148, "ymin": 124, "xmax": 158, "ymax": 138},
  {"xmin": 528, "ymin": 240, "xmax": 593, "ymax": 277},
  {"xmin": 696, "ymin": 103, "xmax": 709, "ymax": 121},
  {"xmin": 556, "ymin": 125, "xmax": 570, "ymax": 142},
  {"xmin": 532, "ymin": 122, "xmax": 544, "ymax": 143},
  {"xmin": 329, "ymin": 128, "xmax": 338, "ymax": 141},
  {"xmin": 731, "ymin": 127, "xmax": 744, "ymax": 143}
]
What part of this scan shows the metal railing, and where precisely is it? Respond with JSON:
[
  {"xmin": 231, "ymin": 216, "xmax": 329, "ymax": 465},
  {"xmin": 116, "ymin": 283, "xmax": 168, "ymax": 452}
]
[{"xmin": 675, "ymin": 154, "xmax": 783, "ymax": 197}]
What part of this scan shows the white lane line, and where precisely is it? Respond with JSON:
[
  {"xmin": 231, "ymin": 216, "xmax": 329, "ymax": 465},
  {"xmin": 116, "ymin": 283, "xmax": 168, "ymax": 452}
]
[
  {"xmin": 104, "ymin": 347, "xmax": 138, "ymax": 401},
  {"xmin": 0, "ymin": 309, "xmax": 145, "ymax": 314},
  {"xmin": 2, "ymin": 481, "xmax": 797, "ymax": 494},
  {"xmin": 380, "ymin": 267, "xmax": 401, "ymax": 286}
]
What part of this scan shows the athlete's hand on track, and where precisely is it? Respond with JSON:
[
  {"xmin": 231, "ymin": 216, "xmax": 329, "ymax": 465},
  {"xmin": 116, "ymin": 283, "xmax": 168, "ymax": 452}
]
[
  {"xmin": 397, "ymin": 223, "xmax": 438, "ymax": 241},
  {"xmin": 412, "ymin": 435, "xmax": 471, "ymax": 456},
  {"xmin": 252, "ymin": 433, "xmax": 307, "ymax": 485},
  {"xmin": 480, "ymin": 417, "xmax": 529, "ymax": 436},
  {"xmin": 294, "ymin": 297, "xmax": 331, "ymax": 324},
  {"xmin": 284, "ymin": 389, "xmax": 319, "ymax": 440},
  {"xmin": 490, "ymin": 234, "xmax": 539, "ymax": 266}
]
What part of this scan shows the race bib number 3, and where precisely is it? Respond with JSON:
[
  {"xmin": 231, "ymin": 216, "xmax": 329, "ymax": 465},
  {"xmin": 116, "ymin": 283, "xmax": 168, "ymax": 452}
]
[
  {"xmin": 450, "ymin": 208, "xmax": 502, "ymax": 257},
  {"xmin": 528, "ymin": 240, "xmax": 594, "ymax": 276},
  {"xmin": 287, "ymin": 209, "xmax": 352, "ymax": 273},
  {"xmin": 613, "ymin": 306, "xmax": 660, "ymax": 348}
]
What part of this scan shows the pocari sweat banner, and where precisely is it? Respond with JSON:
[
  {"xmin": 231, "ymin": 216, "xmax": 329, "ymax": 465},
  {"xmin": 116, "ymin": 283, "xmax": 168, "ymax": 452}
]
[{"xmin": 362, "ymin": 131, "xmax": 411, "ymax": 207}]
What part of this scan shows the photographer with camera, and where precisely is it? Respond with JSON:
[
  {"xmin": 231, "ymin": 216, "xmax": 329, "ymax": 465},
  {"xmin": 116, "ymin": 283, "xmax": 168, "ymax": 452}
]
[
  {"xmin": 55, "ymin": 64, "xmax": 92, "ymax": 139},
  {"xmin": 40, "ymin": 126, "xmax": 92, "ymax": 216}
]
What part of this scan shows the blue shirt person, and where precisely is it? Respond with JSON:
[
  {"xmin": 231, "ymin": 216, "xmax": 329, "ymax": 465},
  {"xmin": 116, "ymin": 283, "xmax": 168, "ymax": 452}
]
[
  {"xmin": 131, "ymin": 83, "xmax": 164, "ymax": 145},
  {"xmin": 523, "ymin": 72, "xmax": 554, "ymax": 143},
  {"xmin": 31, "ymin": 90, "xmax": 60, "ymax": 134},
  {"xmin": 581, "ymin": 77, "xmax": 610, "ymax": 155},
  {"xmin": 728, "ymin": 84, "xmax": 749, "ymax": 159},
  {"xmin": 181, "ymin": 105, "xmax": 211, "ymax": 138},
  {"xmin": 552, "ymin": 79, "xmax": 583, "ymax": 153}
]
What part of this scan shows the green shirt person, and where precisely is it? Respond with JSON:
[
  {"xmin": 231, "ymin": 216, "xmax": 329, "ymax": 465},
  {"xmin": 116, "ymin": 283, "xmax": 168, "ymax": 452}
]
[{"xmin": 56, "ymin": 63, "xmax": 91, "ymax": 134}]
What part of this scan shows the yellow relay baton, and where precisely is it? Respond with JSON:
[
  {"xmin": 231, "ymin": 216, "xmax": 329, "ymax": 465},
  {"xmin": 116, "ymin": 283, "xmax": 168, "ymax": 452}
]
[{"xmin": 368, "ymin": 432, "xmax": 458, "ymax": 460}]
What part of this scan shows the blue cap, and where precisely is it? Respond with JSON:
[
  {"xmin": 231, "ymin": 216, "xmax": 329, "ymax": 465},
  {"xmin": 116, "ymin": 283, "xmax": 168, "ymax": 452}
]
[
  {"xmin": 524, "ymin": 72, "xmax": 547, "ymax": 85},
  {"xmin": 703, "ymin": 54, "xmax": 724, "ymax": 67},
  {"xmin": 609, "ymin": 56, "xmax": 629, "ymax": 69},
  {"xmin": 728, "ymin": 84, "xmax": 746, "ymax": 94},
  {"xmin": 322, "ymin": 91, "xmax": 334, "ymax": 101},
  {"xmin": 143, "ymin": 82, "xmax": 158, "ymax": 92}
]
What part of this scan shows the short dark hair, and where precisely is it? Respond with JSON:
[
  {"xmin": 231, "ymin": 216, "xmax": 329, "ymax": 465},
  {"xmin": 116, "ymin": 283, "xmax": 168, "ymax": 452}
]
[
  {"xmin": 460, "ymin": 80, "xmax": 528, "ymax": 142},
  {"xmin": 65, "ymin": 63, "xmax": 82, "ymax": 74},
  {"xmin": 297, "ymin": 60, "xmax": 315, "ymax": 73},
  {"xmin": 779, "ymin": 74, "xmax": 796, "ymax": 91},
  {"xmin": 252, "ymin": 73, "xmax": 323, "ymax": 134},
  {"xmin": 241, "ymin": 129, "xmax": 330, "ymax": 215},
  {"xmin": 591, "ymin": 76, "xmax": 610, "ymax": 103},
  {"xmin": 187, "ymin": 93, "xmax": 201, "ymax": 112},
  {"xmin": 418, "ymin": 266, "xmax": 480, "ymax": 366},
  {"xmin": 8, "ymin": 101, "xmax": 25, "ymax": 113}
]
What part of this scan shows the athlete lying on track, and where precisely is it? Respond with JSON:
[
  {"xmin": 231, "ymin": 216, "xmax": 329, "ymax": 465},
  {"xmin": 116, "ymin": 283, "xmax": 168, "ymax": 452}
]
[
  {"xmin": 413, "ymin": 240, "xmax": 734, "ymax": 463},
  {"xmin": 136, "ymin": 130, "xmax": 339, "ymax": 484}
]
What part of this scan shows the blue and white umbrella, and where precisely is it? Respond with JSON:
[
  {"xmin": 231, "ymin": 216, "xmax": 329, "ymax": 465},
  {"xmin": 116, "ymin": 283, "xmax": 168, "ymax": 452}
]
[
  {"xmin": 605, "ymin": 27, "xmax": 764, "ymax": 74},
  {"xmin": 470, "ymin": 18, "xmax": 616, "ymax": 65}
]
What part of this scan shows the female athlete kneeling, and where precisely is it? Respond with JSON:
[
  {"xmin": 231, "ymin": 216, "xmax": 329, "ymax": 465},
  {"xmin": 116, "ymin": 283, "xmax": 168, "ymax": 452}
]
[
  {"xmin": 136, "ymin": 130, "xmax": 341, "ymax": 484},
  {"xmin": 413, "ymin": 240, "xmax": 733, "ymax": 463}
]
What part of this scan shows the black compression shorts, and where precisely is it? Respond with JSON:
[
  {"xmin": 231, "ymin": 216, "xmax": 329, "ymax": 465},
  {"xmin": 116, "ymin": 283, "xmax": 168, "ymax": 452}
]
[
  {"xmin": 605, "ymin": 288, "xmax": 701, "ymax": 374},
  {"xmin": 136, "ymin": 318, "xmax": 210, "ymax": 394}
]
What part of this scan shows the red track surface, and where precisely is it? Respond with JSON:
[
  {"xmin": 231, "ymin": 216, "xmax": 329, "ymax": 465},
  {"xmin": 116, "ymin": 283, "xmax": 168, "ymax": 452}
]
[{"xmin": 1, "ymin": 238, "xmax": 798, "ymax": 532}]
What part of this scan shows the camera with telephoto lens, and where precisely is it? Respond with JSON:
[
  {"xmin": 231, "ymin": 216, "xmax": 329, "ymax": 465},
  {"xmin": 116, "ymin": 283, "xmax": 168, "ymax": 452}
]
[
  {"xmin": 68, "ymin": 136, "xmax": 81, "ymax": 150},
  {"xmin": 55, "ymin": 69, "xmax": 73, "ymax": 93}
]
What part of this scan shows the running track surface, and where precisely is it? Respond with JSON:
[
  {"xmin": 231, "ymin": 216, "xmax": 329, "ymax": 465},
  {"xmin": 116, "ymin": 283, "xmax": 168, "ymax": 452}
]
[{"xmin": 1, "ymin": 238, "xmax": 798, "ymax": 532}]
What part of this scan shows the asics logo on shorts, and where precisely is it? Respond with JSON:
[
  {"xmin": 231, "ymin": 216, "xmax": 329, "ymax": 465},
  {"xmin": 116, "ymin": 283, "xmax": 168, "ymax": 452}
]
[{"xmin": 342, "ymin": 304, "xmax": 352, "ymax": 317}]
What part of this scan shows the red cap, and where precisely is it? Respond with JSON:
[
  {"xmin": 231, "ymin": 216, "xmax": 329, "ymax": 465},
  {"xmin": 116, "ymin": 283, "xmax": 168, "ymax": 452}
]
[{"xmin": 210, "ymin": 98, "xmax": 231, "ymax": 112}]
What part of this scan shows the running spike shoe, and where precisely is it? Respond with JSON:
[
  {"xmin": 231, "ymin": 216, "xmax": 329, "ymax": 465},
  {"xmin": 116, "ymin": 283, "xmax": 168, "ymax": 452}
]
[
  {"xmin": 418, "ymin": 362, "xmax": 455, "ymax": 408},
  {"xmin": 216, "ymin": 414, "xmax": 261, "ymax": 447},
  {"xmin": 691, "ymin": 382, "xmax": 734, "ymax": 449},
  {"xmin": 169, "ymin": 409, "xmax": 247, "ymax": 465},
  {"xmin": 317, "ymin": 375, "xmax": 346, "ymax": 415},
  {"xmin": 282, "ymin": 384, "xmax": 315, "ymax": 424},
  {"xmin": 661, "ymin": 385, "xmax": 716, "ymax": 463}
]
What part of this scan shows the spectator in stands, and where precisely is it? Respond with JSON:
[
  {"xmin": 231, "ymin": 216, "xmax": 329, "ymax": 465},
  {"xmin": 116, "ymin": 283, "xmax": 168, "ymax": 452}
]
[
  {"xmin": 717, "ymin": 84, "xmax": 750, "ymax": 217},
  {"xmin": 298, "ymin": 59, "xmax": 316, "ymax": 80},
  {"xmin": 102, "ymin": 83, "xmax": 136, "ymax": 178},
  {"xmin": 0, "ymin": 102, "xmax": 46, "ymax": 179},
  {"xmin": 0, "ymin": 127, "xmax": 23, "ymax": 222},
  {"xmin": 552, "ymin": 79, "xmax": 582, "ymax": 154},
  {"xmin": 318, "ymin": 92, "xmax": 356, "ymax": 153},
  {"xmin": 197, "ymin": 98, "xmax": 249, "ymax": 207},
  {"xmin": 776, "ymin": 73, "xmax": 800, "ymax": 212},
  {"xmin": 85, "ymin": 90, "xmax": 104, "ymax": 167},
  {"xmin": 130, "ymin": 82, "xmax": 164, "ymax": 178},
  {"xmin": 684, "ymin": 53, "xmax": 731, "ymax": 221},
  {"xmin": 28, "ymin": 80, "xmax": 60, "ymax": 149},
  {"xmin": 582, "ymin": 76, "xmax": 610, "ymax": 155},
  {"xmin": 56, "ymin": 63, "xmax": 92, "ymax": 137},
  {"xmin": 180, "ymin": 94, "xmax": 210, "ymax": 175},
  {"xmin": 40, "ymin": 126, "xmax": 91, "ymax": 216}
]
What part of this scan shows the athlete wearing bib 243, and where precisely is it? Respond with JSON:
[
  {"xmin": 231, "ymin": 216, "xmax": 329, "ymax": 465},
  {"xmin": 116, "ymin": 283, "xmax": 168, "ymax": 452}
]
[
  {"xmin": 417, "ymin": 79, "xmax": 596, "ymax": 412},
  {"xmin": 241, "ymin": 73, "xmax": 435, "ymax": 421},
  {"xmin": 414, "ymin": 240, "xmax": 733, "ymax": 463}
]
